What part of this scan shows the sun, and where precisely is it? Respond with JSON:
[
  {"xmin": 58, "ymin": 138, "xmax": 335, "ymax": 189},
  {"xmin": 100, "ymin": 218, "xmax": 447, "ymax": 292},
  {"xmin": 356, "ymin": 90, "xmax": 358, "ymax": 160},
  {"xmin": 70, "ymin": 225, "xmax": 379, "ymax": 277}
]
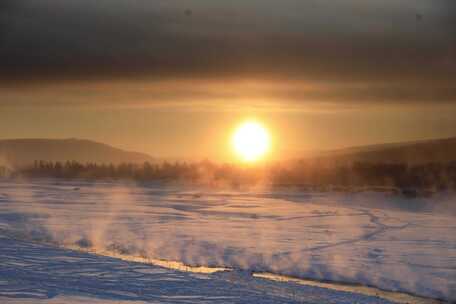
[{"xmin": 232, "ymin": 121, "xmax": 270, "ymax": 162}]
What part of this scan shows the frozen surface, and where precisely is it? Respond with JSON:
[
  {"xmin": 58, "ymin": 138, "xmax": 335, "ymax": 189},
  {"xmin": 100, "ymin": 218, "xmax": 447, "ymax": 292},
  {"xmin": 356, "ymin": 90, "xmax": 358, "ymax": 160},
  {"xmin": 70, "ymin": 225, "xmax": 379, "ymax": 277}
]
[
  {"xmin": 0, "ymin": 180, "xmax": 455, "ymax": 302},
  {"xmin": 0, "ymin": 235, "xmax": 397, "ymax": 304}
]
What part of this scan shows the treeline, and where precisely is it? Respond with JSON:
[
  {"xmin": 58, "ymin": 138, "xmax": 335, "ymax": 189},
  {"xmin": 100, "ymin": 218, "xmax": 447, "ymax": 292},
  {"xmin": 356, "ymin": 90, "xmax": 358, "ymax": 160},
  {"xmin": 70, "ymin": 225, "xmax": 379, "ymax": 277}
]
[
  {"xmin": 16, "ymin": 160, "xmax": 456, "ymax": 192},
  {"xmin": 20, "ymin": 160, "xmax": 263, "ymax": 185},
  {"xmin": 271, "ymin": 161, "xmax": 456, "ymax": 192}
]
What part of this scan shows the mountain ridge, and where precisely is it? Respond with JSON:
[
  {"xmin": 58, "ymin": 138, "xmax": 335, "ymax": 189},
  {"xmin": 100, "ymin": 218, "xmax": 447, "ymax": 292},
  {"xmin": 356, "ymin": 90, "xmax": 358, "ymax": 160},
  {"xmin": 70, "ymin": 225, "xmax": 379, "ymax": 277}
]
[
  {"xmin": 1, "ymin": 136, "xmax": 456, "ymax": 168},
  {"xmin": 313, "ymin": 136, "xmax": 456, "ymax": 164},
  {"xmin": 0, "ymin": 138, "xmax": 154, "ymax": 168}
]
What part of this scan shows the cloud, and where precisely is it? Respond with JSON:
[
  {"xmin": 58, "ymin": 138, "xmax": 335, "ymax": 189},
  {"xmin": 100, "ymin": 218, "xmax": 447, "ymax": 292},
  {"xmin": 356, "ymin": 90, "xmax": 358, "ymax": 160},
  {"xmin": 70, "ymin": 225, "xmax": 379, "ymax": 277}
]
[
  {"xmin": 0, "ymin": 0, "xmax": 455, "ymax": 105},
  {"xmin": 0, "ymin": 0, "xmax": 14, "ymax": 43},
  {"xmin": 1, "ymin": 80, "xmax": 455, "ymax": 112}
]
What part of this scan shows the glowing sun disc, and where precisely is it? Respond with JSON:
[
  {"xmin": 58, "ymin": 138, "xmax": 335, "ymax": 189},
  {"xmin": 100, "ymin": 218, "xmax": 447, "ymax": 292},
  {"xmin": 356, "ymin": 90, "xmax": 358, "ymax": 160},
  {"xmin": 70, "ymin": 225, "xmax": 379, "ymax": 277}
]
[{"xmin": 232, "ymin": 121, "xmax": 270, "ymax": 162}]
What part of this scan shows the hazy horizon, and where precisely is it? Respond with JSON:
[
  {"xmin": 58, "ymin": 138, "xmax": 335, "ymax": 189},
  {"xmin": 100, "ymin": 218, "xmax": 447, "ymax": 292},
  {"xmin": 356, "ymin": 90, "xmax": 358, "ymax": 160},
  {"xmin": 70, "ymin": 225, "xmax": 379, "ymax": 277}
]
[{"xmin": 2, "ymin": 134, "xmax": 456, "ymax": 162}]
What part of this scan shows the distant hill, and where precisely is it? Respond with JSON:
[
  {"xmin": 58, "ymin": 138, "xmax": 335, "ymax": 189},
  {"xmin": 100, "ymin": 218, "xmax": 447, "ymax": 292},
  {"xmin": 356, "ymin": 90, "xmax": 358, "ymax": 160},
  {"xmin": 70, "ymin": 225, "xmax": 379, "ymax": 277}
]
[
  {"xmin": 0, "ymin": 138, "xmax": 154, "ymax": 168},
  {"xmin": 315, "ymin": 137, "xmax": 456, "ymax": 165}
]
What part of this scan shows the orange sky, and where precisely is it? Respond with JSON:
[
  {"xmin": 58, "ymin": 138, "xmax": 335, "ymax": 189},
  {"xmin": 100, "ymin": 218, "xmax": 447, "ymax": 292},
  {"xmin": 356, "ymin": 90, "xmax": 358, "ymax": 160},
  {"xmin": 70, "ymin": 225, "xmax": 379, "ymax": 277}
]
[{"xmin": 1, "ymin": 79, "xmax": 456, "ymax": 162}]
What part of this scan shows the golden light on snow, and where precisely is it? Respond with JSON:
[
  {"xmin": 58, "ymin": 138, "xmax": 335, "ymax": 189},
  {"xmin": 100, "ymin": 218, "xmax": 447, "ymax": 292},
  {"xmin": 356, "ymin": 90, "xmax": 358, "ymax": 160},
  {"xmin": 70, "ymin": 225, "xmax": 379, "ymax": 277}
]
[{"xmin": 232, "ymin": 121, "xmax": 270, "ymax": 162}]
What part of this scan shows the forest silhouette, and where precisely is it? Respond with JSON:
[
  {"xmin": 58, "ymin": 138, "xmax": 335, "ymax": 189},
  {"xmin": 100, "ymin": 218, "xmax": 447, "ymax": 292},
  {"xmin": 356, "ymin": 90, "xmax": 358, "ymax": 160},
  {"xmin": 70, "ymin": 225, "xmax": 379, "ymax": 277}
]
[{"xmin": 3, "ymin": 159, "xmax": 455, "ymax": 196}]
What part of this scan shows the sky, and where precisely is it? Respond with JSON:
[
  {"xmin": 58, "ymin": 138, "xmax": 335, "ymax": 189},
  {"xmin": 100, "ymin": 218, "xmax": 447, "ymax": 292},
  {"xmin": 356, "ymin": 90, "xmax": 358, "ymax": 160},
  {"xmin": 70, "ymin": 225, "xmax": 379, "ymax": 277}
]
[{"xmin": 0, "ymin": 0, "xmax": 455, "ymax": 161}]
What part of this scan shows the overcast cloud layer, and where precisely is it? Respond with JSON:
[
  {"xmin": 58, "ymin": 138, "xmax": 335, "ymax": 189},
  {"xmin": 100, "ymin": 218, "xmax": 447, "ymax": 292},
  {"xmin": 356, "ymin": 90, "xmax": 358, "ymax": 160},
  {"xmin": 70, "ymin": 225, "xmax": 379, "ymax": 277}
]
[{"xmin": 1, "ymin": 0, "xmax": 455, "ymax": 105}]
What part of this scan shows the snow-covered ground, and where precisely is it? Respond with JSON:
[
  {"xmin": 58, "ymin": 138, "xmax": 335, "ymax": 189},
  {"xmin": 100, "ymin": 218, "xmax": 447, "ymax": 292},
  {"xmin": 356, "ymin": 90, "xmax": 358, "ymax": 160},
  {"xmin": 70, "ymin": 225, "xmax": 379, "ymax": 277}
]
[
  {"xmin": 0, "ymin": 234, "xmax": 403, "ymax": 304},
  {"xmin": 0, "ymin": 180, "xmax": 455, "ymax": 303}
]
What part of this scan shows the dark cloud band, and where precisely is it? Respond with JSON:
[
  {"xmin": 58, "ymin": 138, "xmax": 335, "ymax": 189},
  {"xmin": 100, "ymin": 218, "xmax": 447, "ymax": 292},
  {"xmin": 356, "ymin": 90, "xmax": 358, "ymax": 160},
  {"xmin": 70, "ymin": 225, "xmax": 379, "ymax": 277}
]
[{"xmin": 1, "ymin": 0, "xmax": 455, "ymax": 104}]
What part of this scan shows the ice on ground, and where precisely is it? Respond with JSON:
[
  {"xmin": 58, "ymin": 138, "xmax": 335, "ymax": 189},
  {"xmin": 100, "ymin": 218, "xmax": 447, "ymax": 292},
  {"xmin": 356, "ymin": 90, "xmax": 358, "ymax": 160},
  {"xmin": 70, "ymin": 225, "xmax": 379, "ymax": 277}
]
[
  {"xmin": 0, "ymin": 235, "xmax": 396, "ymax": 304},
  {"xmin": 0, "ymin": 180, "xmax": 455, "ymax": 302}
]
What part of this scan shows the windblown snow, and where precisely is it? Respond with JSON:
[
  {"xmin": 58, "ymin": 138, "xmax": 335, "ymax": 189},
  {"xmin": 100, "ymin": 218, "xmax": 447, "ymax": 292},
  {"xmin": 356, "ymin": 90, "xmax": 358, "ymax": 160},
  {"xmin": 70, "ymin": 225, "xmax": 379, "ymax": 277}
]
[{"xmin": 0, "ymin": 180, "xmax": 455, "ymax": 303}]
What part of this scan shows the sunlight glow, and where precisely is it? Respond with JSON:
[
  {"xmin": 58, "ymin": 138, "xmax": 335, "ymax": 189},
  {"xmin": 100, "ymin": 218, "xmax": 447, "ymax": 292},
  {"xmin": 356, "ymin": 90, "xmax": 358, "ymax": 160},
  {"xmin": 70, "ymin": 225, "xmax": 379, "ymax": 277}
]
[{"xmin": 232, "ymin": 121, "xmax": 270, "ymax": 162}]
